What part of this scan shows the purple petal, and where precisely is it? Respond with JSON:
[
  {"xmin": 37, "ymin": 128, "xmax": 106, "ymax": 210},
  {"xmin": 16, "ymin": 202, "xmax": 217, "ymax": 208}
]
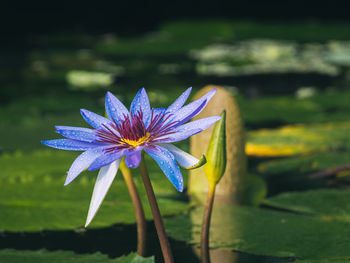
[
  {"xmin": 42, "ymin": 139, "xmax": 100, "ymax": 151},
  {"xmin": 105, "ymin": 91, "xmax": 129, "ymax": 123},
  {"xmin": 145, "ymin": 145, "xmax": 183, "ymax": 191},
  {"xmin": 174, "ymin": 116, "xmax": 221, "ymax": 133},
  {"xmin": 125, "ymin": 148, "xmax": 143, "ymax": 168},
  {"xmin": 88, "ymin": 149, "xmax": 125, "ymax": 171},
  {"xmin": 64, "ymin": 148, "xmax": 104, "ymax": 186},
  {"xmin": 85, "ymin": 159, "xmax": 121, "ymax": 227},
  {"xmin": 166, "ymin": 87, "xmax": 192, "ymax": 113},
  {"xmin": 80, "ymin": 109, "xmax": 112, "ymax": 129},
  {"xmin": 130, "ymin": 88, "xmax": 151, "ymax": 125},
  {"xmin": 157, "ymin": 143, "xmax": 200, "ymax": 168},
  {"xmin": 55, "ymin": 126, "xmax": 97, "ymax": 142},
  {"xmin": 156, "ymin": 128, "xmax": 202, "ymax": 143},
  {"xmin": 171, "ymin": 88, "xmax": 216, "ymax": 125},
  {"xmin": 153, "ymin": 108, "xmax": 166, "ymax": 115},
  {"xmin": 194, "ymin": 88, "xmax": 216, "ymax": 106}
]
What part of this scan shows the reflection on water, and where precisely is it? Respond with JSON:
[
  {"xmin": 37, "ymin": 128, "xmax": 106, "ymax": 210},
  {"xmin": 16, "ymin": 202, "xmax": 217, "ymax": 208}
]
[
  {"xmin": 0, "ymin": 221, "xmax": 290, "ymax": 263},
  {"xmin": 190, "ymin": 203, "xmax": 242, "ymax": 263}
]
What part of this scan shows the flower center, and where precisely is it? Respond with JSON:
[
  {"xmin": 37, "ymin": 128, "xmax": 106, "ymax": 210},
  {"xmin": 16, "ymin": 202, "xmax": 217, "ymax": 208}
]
[
  {"xmin": 96, "ymin": 109, "xmax": 178, "ymax": 153},
  {"xmin": 120, "ymin": 133, "xmax": 150, "ymax": 147}
]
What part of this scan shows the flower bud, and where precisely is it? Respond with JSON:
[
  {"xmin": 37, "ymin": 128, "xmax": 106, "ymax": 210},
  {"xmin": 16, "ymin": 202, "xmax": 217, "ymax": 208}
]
[{"xmin": 204, "ymin": 110, "xmax": 226, "ymax": 186}]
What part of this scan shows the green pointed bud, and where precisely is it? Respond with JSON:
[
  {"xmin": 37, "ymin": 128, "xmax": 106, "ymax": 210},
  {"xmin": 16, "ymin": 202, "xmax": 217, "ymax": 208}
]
[{"xmin": 204, "ymin": 110, "xmax": 227, "ymax": 186}]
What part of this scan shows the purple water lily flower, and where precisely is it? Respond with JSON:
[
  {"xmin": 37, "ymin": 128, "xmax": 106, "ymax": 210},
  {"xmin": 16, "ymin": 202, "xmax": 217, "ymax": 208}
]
[{"xmin": 42, "ymin": 87, "xmax": 220, "ymax": 226}]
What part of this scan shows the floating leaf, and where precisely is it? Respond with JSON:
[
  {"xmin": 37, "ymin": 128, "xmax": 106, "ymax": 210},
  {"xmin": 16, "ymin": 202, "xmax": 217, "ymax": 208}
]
[
  {"xmin": 0, "ymin": 151, "xmax": 189, "ymax": 232},
  {"xmin": 246, "ymin": 122, "xmax": 350, "ymax": 157},
  {"xmin": 0, "ymin": 249, "xmax": 154, "ymax": 263},
  {"xmin": 66, "ymin": 70, "xmax": 114, "ymax": 90},
  {"xmin": 237, "ymin": 90, "xmax": 350, "ymax": 128},
  {"xmin": 256, "ymin": 152, "xmax": 350, "ymax": 193},
  {"xmin": 263, "ymin": 189, "xmax": 350, "ymax": 221},
  {"xmin": 165, "ymin": 204, "xmax": 350, "ymax": 260},
  {"xmin": 258, "ymin": 152, "xmax": 350, "ymax": 177},
  {"xmin": 0, "ymin": 114, "xmax": 90, "ymax": 152},
  {"xmin": 295, "ymin": 258, "xmax": 350, "ymax": 263}
]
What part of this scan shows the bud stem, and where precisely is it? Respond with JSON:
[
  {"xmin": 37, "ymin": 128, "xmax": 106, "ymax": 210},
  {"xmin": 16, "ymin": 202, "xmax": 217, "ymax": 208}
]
[
  {"xmin": 200, "ymin": 182, "xmax": 216, "ymax": 263},
  {"xmin": 139, "ymin": 154, "xmax": 175, "ymax": 263},
  {"xmin": 120, "ymin": 160, "xmax": 147, "ymax": 256}
]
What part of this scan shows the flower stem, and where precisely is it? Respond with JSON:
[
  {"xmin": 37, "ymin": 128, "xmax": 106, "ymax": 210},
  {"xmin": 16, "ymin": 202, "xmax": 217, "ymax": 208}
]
[
  {"xmin": 120, "ymin": 160, "xmax": 147, "ymax": 256},
  {"xmin": 200, "ymin": 182, "xmax": 216, "ymax": 263},
  {"xmin": 139, "ymin": 154, "xmax": 175, "ymax": 263}
]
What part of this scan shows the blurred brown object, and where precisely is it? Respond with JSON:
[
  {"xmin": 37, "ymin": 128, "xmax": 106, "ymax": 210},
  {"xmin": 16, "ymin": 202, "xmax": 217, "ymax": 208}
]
[{"xmin": 188, "ymin": 85, "xmax": 247, "ymax": 204}]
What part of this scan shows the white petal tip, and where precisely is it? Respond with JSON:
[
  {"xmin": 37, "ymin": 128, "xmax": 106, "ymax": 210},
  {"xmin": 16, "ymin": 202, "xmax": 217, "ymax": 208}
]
[
  {"xmin": 209, "ymin": 88, "xmax": 216, "ymax": 96},
  {"xmin": 85, "ymin": 206, "xmax": 99, "ymax": 228},
  {"xmin": 181, "ymin": 154, "xmax": 207, "ymax": 170},
  {"xmin": 85, "ymin": 217, "xmax": 92, "ymax": 228},
  {"xmin": 64, "ymin": 177, "xmax": 72, "ymax": 186},
  {"xmin": 84, "ymin": 208, "xmax": 98, "ymax": 228}
]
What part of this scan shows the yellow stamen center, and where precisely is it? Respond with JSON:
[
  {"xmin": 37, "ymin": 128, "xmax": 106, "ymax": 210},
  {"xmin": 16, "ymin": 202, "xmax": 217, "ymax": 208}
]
[{"xmin": 121, "ymin": 133, "xmax": 150, "ymax": 147}]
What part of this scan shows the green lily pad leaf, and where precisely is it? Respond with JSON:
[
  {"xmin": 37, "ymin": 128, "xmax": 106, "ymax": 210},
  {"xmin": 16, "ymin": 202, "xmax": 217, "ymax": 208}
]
[
  {"xmin": 164, "ymin": 205, "xmax": 350, "ymax": 260},
  {"xmin": 0, "ymin": 114, "xmax": 90, "ymax": 152},
  {"xmin": 263, "ymin": 189, "xmax": 350, "ymax": 221},
  {"xmin": 239, "ymin": 91, "xmax": 350, "ymax": 127},
  {"xmin": 0, "ymin": 249, "xmax": 154, "ymax": 263},
  {"xmin": 295, "ymin": 258, "xmax": 350, "ymax": 263},
  {"xmin": 0, "ymin": 150, "xmax": 189, "ymax": 231},
  {"xmin": 257, "ymin": 152, "xmax": 350, "ymax": 177},
  {"xmin": 246, "ymin": 122, "xmax": 350, "ymax": 157}
]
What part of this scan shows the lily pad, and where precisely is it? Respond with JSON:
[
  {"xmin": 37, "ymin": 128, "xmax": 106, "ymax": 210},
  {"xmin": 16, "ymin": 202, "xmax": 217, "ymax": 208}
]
[
  {"xmin": 246, "ymin": 122, "xmax": 350, "ymax": 157},
  {"xmin": 257, "ymin": 152, "xmax": 350, "ymax": 176},
  {"xmin": 0, "ymin": 249, "xmax": 154, "ymax": 263},
  {"xmin": 295, "ymin": 258, "xmax": 350, "ymax": 263},
  {"xmin": 0, "ymin": 113, "xmax": 92, "ymax": 152},
  {"xmin": 164, "ymin": 204, "xmax": 350, "ymax": 260},
  {"xmin": 263, "ymin": 189, "xmax": 350, "ymax": 221},
  {"xmin": 0, "ymin": 150, "xmax": 189, "ymax": 232},
  {"xmin": 238, "ymin": 91, "xmax": 350, "ymax": 128}
]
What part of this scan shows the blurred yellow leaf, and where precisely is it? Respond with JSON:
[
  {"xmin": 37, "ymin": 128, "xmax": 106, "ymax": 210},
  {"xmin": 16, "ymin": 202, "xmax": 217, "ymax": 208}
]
[{"xmin": 246, "ymin": 122, "xmax": 350, "ymax": 157}]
